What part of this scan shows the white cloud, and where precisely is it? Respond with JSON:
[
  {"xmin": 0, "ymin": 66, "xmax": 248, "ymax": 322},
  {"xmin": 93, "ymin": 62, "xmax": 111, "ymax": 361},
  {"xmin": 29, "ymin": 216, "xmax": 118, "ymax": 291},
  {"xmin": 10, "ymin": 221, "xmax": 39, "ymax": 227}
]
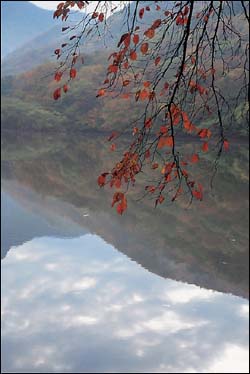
[{"xmin": 208, "ymin": 344, "xmax": 249, "ymax": 373}]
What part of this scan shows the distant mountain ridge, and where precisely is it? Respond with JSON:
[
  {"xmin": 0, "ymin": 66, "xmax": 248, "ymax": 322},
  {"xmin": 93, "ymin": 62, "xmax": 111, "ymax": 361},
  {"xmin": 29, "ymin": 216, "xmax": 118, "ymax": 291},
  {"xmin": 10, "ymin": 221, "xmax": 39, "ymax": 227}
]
[{"xmin": 1, "ymin": 1, "xmax": 60, "ymax": 58}]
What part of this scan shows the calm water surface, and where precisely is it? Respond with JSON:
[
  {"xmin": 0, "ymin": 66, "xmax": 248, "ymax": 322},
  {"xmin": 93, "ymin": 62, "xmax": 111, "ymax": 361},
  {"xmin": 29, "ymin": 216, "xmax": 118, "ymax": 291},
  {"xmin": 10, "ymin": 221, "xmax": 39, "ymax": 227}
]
[{"xmin": 1, "ymin": 131, "xmax": 249, "ymax": 373}]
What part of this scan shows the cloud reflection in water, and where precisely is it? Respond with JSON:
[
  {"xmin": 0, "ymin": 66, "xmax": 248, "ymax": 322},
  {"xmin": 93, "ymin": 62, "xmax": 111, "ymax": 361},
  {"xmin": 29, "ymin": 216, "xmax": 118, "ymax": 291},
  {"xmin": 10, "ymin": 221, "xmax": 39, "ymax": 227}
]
[{"xmin": 1, "ymin": 234, "xmax": 249, "ymax": 373}]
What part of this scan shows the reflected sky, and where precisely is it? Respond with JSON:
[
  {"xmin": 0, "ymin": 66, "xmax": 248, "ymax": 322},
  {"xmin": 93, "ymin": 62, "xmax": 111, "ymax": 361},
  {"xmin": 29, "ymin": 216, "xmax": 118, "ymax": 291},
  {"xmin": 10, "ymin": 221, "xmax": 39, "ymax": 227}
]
[{"xmin": 1, "ymin": 234, "xmax": 249, "ymax": 373}]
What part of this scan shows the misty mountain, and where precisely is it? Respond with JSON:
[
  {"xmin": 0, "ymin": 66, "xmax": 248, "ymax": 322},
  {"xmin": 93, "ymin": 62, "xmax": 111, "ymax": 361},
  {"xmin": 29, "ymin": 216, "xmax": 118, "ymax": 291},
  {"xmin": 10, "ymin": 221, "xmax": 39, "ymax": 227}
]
[
  {"xmin": 1, "ymin": 1, "xmax": 59, "ymax": 58},
  {"xmin": 1, "ymin": 183, "xmax": 88, "ymax": 259}
]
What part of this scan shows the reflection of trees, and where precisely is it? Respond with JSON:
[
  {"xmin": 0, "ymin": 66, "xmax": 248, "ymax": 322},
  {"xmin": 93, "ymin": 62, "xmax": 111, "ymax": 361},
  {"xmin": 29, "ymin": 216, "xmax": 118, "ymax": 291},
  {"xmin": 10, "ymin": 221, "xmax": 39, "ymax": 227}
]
[{"xmin": 1, "ymin": 131, "xmax": 249, "ymax": 298}]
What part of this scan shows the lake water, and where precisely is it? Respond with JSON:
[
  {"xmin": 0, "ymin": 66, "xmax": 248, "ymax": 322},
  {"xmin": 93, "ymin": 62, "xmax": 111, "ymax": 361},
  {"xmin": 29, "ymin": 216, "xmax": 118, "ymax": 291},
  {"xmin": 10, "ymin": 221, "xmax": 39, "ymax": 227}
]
[{"xmin": 1, "ymin": 131, "xmax": 249, "ymax": 373}]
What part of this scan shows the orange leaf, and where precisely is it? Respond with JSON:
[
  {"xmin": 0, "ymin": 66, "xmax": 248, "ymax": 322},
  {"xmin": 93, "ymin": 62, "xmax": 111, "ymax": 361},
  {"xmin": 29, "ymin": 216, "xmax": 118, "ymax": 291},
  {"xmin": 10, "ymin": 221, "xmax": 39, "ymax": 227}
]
[
  {"xmin": 116, "ymin": 196, "xmax": 127, "ymax": 215},
  {"xmin": 143, "ymin": 81, "xmax": 151, "ymax": 88},
  {"xmin": 144, "ymin": 28, "xmax": 155, "ymax": 39},
  {"xmin": 96, "ymin": 89, "xmax": 105, "ymax": 97},
  {"xmin": 140, "ymin": 42, "xmax": 149, "ymax": 54},
  {"xmin": 133, "ymin": 127, "xmax": 139, "ymax": 135},
  {"xmin": 158, "ymin": 136, "xmax": 173, "ymax": 149}
]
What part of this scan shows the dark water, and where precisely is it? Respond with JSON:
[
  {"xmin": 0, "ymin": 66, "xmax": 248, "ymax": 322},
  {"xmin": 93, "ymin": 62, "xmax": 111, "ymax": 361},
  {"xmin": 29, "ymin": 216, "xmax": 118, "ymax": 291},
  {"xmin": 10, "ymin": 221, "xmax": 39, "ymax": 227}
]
[{"xmin": 1, "ymin": 131, "xmax": 249, "ymax": 373}]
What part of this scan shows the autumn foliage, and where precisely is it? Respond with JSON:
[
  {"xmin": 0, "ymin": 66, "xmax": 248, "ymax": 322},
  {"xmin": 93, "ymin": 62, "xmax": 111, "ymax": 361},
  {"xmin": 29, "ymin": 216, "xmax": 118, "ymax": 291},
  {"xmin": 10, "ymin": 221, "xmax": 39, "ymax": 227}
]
[{"xmin": 52, "ymin": 1, "xmax": 249, "ymax": 214}]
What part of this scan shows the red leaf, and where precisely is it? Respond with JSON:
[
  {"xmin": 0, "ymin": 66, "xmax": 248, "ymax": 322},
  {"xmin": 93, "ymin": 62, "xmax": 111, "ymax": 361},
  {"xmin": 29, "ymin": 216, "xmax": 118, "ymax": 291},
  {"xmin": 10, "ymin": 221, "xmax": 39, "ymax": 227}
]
[
  {"xmin": 98, "ymin": 12, "xmax": 104, "ymax": 22},
  {"xmin": 192, "ymin": 183, "xmax": 203, "ymax": 200},
  {"xmin": 130, "ymin": 50, "xmax": 137, "ymax": 61},
  {"xmin": 202, "ymin": 142, "xmax": 209, "ymax": 152},
  {"xmin": 191, "ymin": 154, "xmax": 199, "ymax": 163},
  {"xmin": 223, "ymin": 139, "xmax": 229, "ymax": 151},
  {"xmin": 139, "ymin": 8, "xmax": 144, "ymax": 19},
  {"xmin": 54, "ymin": 48, "xmax": 60, "ymax": 55},
  {"xmin": 198, "ymin": 128, "xmax": 209, "ymax": 138},
  {"xmin": 53, "ymin": 88, "xmax": 61, "ymax": 100},
  {"xmin": 155, "ymin": 56, "xmax": 161, "ymax": 66},
  {"xmin": 108, "ymin": 64, "xmax": 118, "ymax": 74},
  {"xmin": 133, "ymin": 34, "xmax": 139, "ymax": 45},
  {"xmin": 183, "ymin": 5, "xmax": 189, "ymax": 15},
  {"xmin": 54, "ymin": 71, "xmax": 63, "ymax": 82},
  {"xmin": 152, "ymin": 163, "xmax": 158, "ymax": 169},
  {"xmin": 123, "ymin": 79, "xmax": 130, "ymax": 86},
  {"xmin": 139, "ymin": 89, "xmax": 149, "ymax": 100},
  {"xmin": 164, "ymin": 82, "xmax": 169, "ymax": 90},
  {"xmin": 158, "ymin": 195, "xmax": 165, "ymax": 204},
  {"xmin": 145, "ymin": 118, "xmax": 152, "ymax": 128},
  {"xmin": 145, "ymin": 185, "xmax": 156, "ymax": 193},
  {"xmin": 152, "ymin": 19, "xmax": 161, "ymax": 29},
  {"xmin": 110, "ymin": 143, "xmax": 116, "ymax": 151},
  {"xmin": 112, "ymin": 192, "xmax": 124, "ymax": 207},
  {"xmin": 108, "ymin": 132, "xmax": 118, "ymax": 141},
  {"xmin": 176, "ymin": 16, "xmax": 184, "ymax": 25},
  {"xmin": 143, "ymin": 81, "xmax": 151, "ymax": 88},
  {"xmin": 70, "ymin": 68, "xmax": 77, "ymax": 79},
  {"xmin": 160, "ymin": 126, "xmax": 168, "ymax": 134},
  {"xmin": 114, "ymin": 179, "xmax": 121, "ymax": 189},
  {"xmin": 63, "ymin": 84, "xmax": 68, "ymax": 93},
  {"xmin": 98, "ymin": 173, "xmax": 108, "ymax": 187},
  {"xmin": 117, "ymin": 33, "xmax": 130, "ymax": 48}
]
